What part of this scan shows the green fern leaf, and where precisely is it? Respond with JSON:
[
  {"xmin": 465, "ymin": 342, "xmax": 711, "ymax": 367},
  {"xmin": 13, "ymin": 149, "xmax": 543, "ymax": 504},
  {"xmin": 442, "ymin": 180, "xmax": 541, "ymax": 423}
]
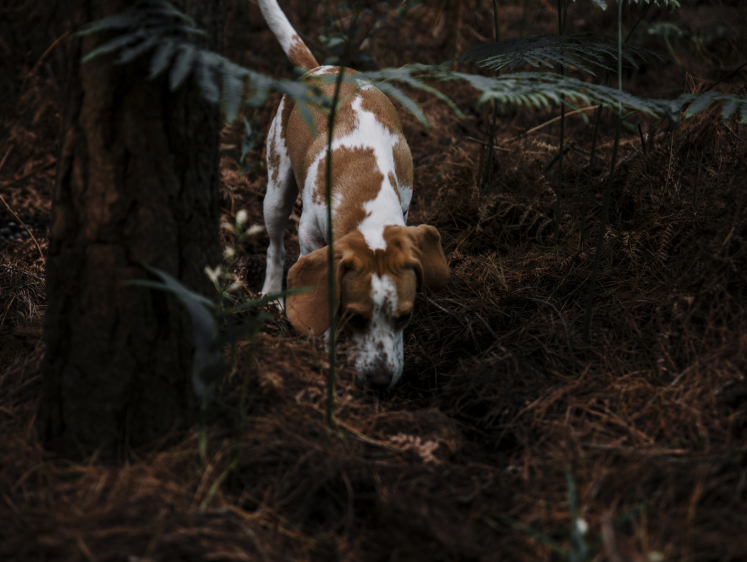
[
  {"xmin": 721, "ymin": 98, "xmax": 738, "ymax": 120},
  {"xmin": 221, "ymin": 62, "xmax": 245, "ymax": 124},
  {"xmin": 374, "ymin": 82, "xmax": 429, "ymax": 127},
  {"xmin": 197, "ymin": 51, "xmax": 221, "ymax": 104},
  {"xmin": 454, "ymin": 33, "xmax": 661, "ymax": 75},
  {"xmin": 357, "ymin": 65, "xmax": 465, "ymax": 120},
  {"xmin": 148, "ymin": 40, "xmax": 176, "ymax": 79},
  {"xmin": 76, "ymin": 12, "xmax": 138, "ymax": 37},
  {"xmin": 684, "ymin": 91, "xmax": 720, "ymax": 118},
  {"xmin": 143, "ymin": 0, "xmax": 197, "ymax": 26},
  {"xmin": 117, "ymin": 35, "xmax": 160, "ymax": 64},
  {"xmin": 81, "ymin": 31, "xmax": 145, "ymax": 63},
  {"xmin": 169, "ymin": 44, "xmax": 196, "ymax": 90}
]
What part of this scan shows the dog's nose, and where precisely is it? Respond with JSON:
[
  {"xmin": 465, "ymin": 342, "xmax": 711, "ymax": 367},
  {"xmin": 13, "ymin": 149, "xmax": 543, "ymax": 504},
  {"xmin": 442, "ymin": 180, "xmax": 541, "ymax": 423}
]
[
  {"xmin": 368, "ymin": 371, "xmax": 393, "ymax": 389},
  {"xmin": 366, "ymin": 355, "xmax": 393, "ymax": 389}
]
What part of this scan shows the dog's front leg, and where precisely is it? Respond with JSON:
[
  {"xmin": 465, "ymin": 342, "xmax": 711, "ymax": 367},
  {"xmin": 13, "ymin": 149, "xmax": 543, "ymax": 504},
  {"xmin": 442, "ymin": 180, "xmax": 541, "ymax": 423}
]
[{"xmin": 261, "ymin": 100, "xmax": 298, "ymax": 302}]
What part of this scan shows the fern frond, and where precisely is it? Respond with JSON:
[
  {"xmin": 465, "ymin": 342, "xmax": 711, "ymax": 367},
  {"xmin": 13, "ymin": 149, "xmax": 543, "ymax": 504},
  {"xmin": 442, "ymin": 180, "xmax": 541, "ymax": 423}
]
[
  {"xmin": 352, "ymin": 64, "xmax": 466, "ymax": 127},
  {"xmin": 633, "ymin": 0, "xmax": 681, "ymax": 7},
  {"xmin": 148, "ymin": 40, "xmax": 177, "ymax": 79},
  {"xmin": 78, "ymin": 0, "xmax": 327, "ymax": 126},
  {"xmin": 454, "ymin": 33, "xmax": 661, "ymax": 75},
  {"xmin": 450, "ymin": 71, "xmax": 672, "ymax": 116},
  {"xmin": 81, "ymin": 30, "xmax": 146, "ymax": 64},
  {"xmin": 353, "ymin": 65, "xmax": 747, "ymax": 126},
  {"xmin": 76, "ymin": 13, "xmax": 138, "ymax": 37},
  {"xmin": 196, "ymin": 51, "xmax": 221, "ymax": 104},
  {"xmin": 168, "ymin": 44, "xmax": 196, "ymax": 90}
]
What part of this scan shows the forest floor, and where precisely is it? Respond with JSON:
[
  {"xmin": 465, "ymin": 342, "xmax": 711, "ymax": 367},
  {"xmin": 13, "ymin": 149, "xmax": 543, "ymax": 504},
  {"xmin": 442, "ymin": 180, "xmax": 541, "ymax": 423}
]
[{"xmin": 1, "ymin": 0, "xmax": 746, "ymax": 560}]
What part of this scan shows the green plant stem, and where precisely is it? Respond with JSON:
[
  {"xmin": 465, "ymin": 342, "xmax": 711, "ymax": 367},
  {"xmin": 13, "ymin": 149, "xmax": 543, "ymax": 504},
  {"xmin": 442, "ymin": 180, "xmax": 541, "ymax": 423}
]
[
  {"xmin": 580, "ymin": 0, "xmax": 649, "ymax": 250},
  {"xmin": 325, "ymin": 79, "xmax": 343, "ymax": 430},
  {"xmin": 583, "ymin": 0, "xmax": 624, "ymax": 343},
  {"xmin": 325, "ymin": 2, "xmax": 361, "ymax": 428},
  {"xmin": 554, "ymin": 0, "xmax": 567, "ymax": 244},
  {"xmin": 579, "ymin": 105, "xmax": 602, "ymax": 248},
  {"xmin": 583, "ymin": 117, "xmax": 620, "ymax": 343}
]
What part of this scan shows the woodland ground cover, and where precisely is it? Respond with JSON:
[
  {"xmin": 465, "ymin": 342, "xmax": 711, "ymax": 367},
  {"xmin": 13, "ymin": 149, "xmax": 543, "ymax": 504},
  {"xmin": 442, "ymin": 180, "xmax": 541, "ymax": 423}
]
[{"xmin": 1, "ymin": 0, "xmax": 746, "ymax": 560}]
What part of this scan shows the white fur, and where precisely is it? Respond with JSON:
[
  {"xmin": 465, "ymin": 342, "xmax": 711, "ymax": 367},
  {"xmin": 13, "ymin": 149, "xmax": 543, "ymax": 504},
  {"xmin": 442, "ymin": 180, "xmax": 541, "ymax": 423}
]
[
  {"xmin": 261, "ymin": 97, "xmax": 297, "ymax": 299},
  {"xmin": 351, "ymin": 274, "xmax": 404, "ymax": 388},
  {"xmin": 257, "ymin": 0, "xmax": 298, "ymax": 58},
  {"xmin": 257, "ymin": 7, "xmax": 414, "ymax": 387},
  {"xmin": 300, "ymin": 92, "xmax": 410, "ymax": 253}
]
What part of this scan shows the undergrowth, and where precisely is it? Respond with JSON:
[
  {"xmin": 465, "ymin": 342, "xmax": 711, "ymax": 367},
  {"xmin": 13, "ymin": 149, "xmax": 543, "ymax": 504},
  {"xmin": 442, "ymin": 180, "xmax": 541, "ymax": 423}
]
[{"xmin": 1, "ymin": 0, "xmax": 746, "ymax": 560}]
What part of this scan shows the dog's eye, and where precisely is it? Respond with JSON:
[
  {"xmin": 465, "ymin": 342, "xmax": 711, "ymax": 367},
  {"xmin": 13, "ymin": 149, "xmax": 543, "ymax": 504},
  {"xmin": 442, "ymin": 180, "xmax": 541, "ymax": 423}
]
[
  {"xmin": 346, "ymin": 313, "xmax": 368, "ymax": 331},
  {"xmin": 393, "ymin": 312, "xmax": 411, "ymax": 330}
]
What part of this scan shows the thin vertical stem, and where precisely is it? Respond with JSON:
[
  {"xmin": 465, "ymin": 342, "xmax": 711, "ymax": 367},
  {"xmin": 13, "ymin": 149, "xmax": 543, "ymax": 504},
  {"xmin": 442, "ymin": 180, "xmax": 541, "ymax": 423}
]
[
  {"xmin": 583, "ymin": 120, "xmax": 620, "ymax": 343},
  {"xmin": 583, "ymin": 0, "xmax": 624, "ymax": 343},
  {"xmin": 579, "ymin": 0, "xmax": 648, "ymax": 250},
  {"xmin": 554, "ymin": 0, "xmax": 566, "ymax": 244},
  {"xmin": 579, "ymin": 105, "xmax": 603, "ymax": 248},
  {"xmin": 325, "ymin": 1, "xmax": 361, "ymax": 428},
  {"xmin": 617, "ymin": 0, "xmax": 622, "ymax": 91},
  {"xmin": 492, "ymin": 0, "xmax": 500, "ymax": 38}
]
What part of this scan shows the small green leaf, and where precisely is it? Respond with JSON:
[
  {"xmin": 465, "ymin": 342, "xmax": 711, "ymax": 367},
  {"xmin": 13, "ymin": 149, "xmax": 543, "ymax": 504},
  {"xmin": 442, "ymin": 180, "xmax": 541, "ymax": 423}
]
[
  {"xmin": 221, "ymin": 62, "xmax": 245, "ymax": 124},
  {"xmin": 148, "ymin": 40, "xmax": 177, "ymax": 79},
  {"xmin": 197, "ymin": 51, "xmax": 221, "ymax": 104},
  {"xmin": 76, "ymin": 12, "xmax": 137, "ymax": 37},
  {"xmin": 117, "ymin": 35, "xmax": 159, "ymax": 64},
  {"xmin": 375, "ymin": 82, "xmax": 429, "ymax": 127},
  {"xmin": 81, "ymin": 31, "xmax": 144, "ymax": 63},
  {"xmin": 684, "ymin": 91, "xmax": 719, "ymax": 119},
  {"xmin": 721, "ymin": 98, "xmax": 739, "ymax": 120},
  {"xmin": 169, "ymin": 44, "xmax": 196, "ymax": 90}
]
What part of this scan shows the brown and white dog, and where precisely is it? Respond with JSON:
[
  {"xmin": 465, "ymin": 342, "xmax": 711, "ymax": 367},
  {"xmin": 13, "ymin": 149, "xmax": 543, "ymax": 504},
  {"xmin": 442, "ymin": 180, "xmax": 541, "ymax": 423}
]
[{"xmin": 258, "ymin": 0, "xmax": 450, "ymax": 389}]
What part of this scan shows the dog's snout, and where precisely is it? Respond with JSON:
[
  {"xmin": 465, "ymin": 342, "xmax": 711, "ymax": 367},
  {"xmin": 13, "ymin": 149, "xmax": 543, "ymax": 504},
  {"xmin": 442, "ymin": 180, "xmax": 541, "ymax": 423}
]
[
  {"xmin": 365, "ymin": 355, "xmax": 393, "ymax": 389},
  {"xmin": 368, "ymin": 371, "xmax": 393, "ymax": 389}
]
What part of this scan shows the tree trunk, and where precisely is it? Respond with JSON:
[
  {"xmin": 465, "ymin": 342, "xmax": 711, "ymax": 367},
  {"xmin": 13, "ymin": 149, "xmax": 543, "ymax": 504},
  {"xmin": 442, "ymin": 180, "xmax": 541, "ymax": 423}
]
[{"xmin": 39, "ymin": 0, "xmax": 226, "ymax": 461}]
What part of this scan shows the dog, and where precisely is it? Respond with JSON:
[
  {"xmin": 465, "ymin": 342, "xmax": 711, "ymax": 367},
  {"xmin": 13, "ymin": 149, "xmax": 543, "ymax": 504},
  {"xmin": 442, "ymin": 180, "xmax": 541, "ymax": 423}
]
[{"xmin": 258, "ymin": 0, "xmax": 450, "ymax": 389}]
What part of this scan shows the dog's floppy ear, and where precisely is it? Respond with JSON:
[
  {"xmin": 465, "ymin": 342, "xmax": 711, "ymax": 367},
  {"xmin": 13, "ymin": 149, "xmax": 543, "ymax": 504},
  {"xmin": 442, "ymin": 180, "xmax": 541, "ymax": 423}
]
[
  {"xmin": 408, "ymin": 224, "xmax": 450, "ymax": 292},
  {"xmin": 286, "ymin": 246, "xmax": 352, "ymax": 337}
]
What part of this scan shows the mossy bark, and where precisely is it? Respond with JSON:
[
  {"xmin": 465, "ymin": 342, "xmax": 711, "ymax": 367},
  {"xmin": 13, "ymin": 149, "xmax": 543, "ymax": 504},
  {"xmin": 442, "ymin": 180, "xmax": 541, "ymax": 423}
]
[{"xmin": 39, "ymin": 0, "xmax": 225, "ymax": 461}]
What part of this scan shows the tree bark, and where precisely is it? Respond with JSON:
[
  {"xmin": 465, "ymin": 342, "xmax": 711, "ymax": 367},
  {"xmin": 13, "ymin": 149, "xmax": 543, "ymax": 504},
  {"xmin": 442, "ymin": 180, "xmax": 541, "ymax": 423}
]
[{"xmin": 39, "ymin": 0, "xmax": 226, "ymax": 461}]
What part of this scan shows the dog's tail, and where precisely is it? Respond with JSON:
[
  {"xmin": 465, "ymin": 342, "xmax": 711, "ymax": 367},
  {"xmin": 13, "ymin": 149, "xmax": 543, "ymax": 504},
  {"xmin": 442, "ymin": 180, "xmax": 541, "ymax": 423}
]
[{"xmin": 258, "ymin": 0, "xmax": 319, "ymax": 70}]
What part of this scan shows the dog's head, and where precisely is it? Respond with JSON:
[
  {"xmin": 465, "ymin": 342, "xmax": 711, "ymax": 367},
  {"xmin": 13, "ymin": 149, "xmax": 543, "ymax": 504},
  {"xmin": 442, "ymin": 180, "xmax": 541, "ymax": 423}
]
[{"xmin": 286, "ymin": 224, "xmax": 450, "ymax": 389}]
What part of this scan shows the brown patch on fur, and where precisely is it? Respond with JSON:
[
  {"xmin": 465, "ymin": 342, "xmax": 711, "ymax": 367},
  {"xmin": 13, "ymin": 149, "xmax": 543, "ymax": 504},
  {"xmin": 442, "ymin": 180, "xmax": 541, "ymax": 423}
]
[
  {"xmin": 281, "ymin": 68, "xmax": 360, "ymax": 191},
  {"xmin": 267, "ymin": 126, "xmax": 280, "ymax": 186},
  {"xmin": 288, "ymin": 35, "xmax": 319, "ymax": 70},
  {"xmin": 286, "ymin": 226, "xmax": 449, "ymax": 337},
  {"xmin": 383, "ymin": 225, "xmax": 450, "ymax": 292},
  {"xmin": 393, "ymin": 137, "xmax": 413, "ymax": 189},
  {"xmin": 280, "ymin": 96, "xmax": 294, "ymax": 140},
  {"xmin": 313, "ymin": 146, "xmax": 384, "ymax": 236},
  {"xmin": 279, "ymin": 68, "xmax": 414, "ymax": 199},
  {"xmin": 360, "ymin": 90, "xmax": 403, "ymax": 135},
  {"xmin": 388, "ymin": 172, "xmax": 400, "ymax": 201},
  {"xmin": 267, "ymin": 98, "xmax": 296, "ymax": 187},
  {"xmin": 287, "ymin": 230, "xmax": 370, "ymax": 336}
]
